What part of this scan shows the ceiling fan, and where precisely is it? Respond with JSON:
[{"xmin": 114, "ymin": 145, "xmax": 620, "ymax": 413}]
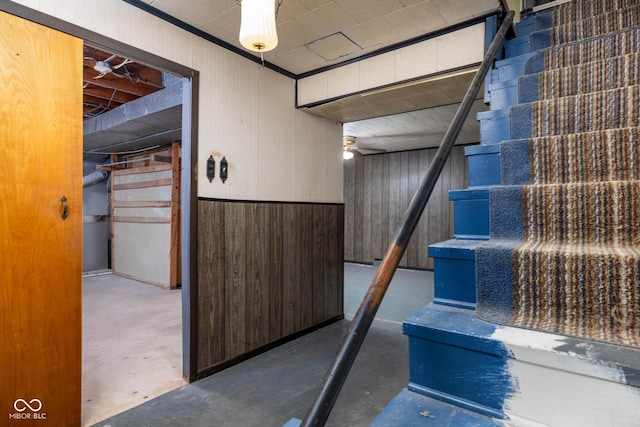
[
  {"xmin": 342, "ymin": 135, "xmax": 386, "ymax": 159},
  {"xmin": 84, "ymin": 54, "xmax": 134, "ymax": 80}
]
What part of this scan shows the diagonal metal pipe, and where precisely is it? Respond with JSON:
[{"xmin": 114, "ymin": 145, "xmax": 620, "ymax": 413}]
[{"xmin": 300, "ymin": 10, "xmax": 516, "ymax": 427}]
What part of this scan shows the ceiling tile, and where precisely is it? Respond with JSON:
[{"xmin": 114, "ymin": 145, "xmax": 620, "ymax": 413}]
[
  {"xmin": 274, "ymin": 46, "xmax": 328, "ymax": 74},
  {"xmin": 345, "ymin": 18, "xmax": 399, "ymax": 49},
  {"xmin": 306, "ymin": 32, "xmax": 361, "ymax": 61},
  {"xmin": 298, "ymin": 0, "xmax": 334, "ymax": 10},
  {"xmin": 151, "ymin": 0, "xmax": 235, "ymax": 27},
  {"xmin": 432, "ymin": 0, "xmax": 500, "ymax": 25},
  {"xmin": 296, "ymin": 2, "xmax": 359, "ymax": 38},
  {"xmin": 335, "ymin": 0, "xmax": 404, "ymax": 23},
  {"xmin": 384, "ymin": 1, "xmax": 446, "ymax": 38},
  {"xmin": 274, "ymin": 0, "xmax": 312, "ymax": 22},
  {"xmin": 275, "ymin": 19, "xmax": 322, "ymax": 51}
]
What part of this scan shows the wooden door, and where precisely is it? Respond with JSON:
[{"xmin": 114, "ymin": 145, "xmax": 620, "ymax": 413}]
[{"xmin": 0, "ymin": 11, "xmax": 83, "ymax": 426}]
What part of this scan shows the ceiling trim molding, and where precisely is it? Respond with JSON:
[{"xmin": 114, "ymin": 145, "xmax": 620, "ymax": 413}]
[{"xmin": 121, "ymin": 0, "xmax": 297, "ymax": 79}]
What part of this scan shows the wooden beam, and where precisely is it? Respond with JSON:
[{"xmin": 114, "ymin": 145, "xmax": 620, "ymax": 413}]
[
  {"xmin": 170, "ymin": 141, "xmax": 181, "ymax": 289},
  {"xmin": 83, "ymin": 83, "xmax": 139, "ymax": 104},
  {"xmin": 83, "ymin": 66, "xmax": 162, "ymax": 97},
  {"xmin": 112, "ymin": 178, "xmax": 171, "ymax": 191},
  {"xmin": 152, "ymin": 154, "xmax": 173, "ymax": 163},
  {"xmin": 112, "ymin": 164, "xmax": 172, "ymax": 175}
]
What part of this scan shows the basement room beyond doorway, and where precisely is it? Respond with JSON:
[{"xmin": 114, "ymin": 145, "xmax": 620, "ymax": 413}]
[{"xmin": 81, "ymin": 42, "xmax": 188, "ymax": 425}]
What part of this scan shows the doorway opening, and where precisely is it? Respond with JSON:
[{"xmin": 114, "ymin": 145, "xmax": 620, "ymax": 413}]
[{"xmin": 81, "ymin": 42, "xmax": 192, "ymax": 425}]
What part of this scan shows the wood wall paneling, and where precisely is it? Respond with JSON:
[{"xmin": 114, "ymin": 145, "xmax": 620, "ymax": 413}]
[
  {"xmin": 224, "ymin": 202, "xmax": 247, "ymax": 358},
  {"xmin": 197, "ymin": 200, "xmax": 344, "ymax": 374},
  {"xmin": 344, "ymin": 146, "xmax": 467, "ymax": 270},
  {"xmin": 197, "ymin": 201, "xmax": 225, "ymax": 368}
]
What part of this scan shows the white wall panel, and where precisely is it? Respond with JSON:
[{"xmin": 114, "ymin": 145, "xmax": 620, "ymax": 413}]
[{"xmin": 8, "ymin": 0, "xmax": 343, "ymax": 203}]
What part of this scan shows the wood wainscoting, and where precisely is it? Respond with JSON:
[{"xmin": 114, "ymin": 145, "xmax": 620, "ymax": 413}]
[
  {"xmin": 344, "ymin": 146, "xmax": 468, "ymax": 270},
  {"xmin": 197, "ymin": 199, "xmax": 344, "ymax": 376}
]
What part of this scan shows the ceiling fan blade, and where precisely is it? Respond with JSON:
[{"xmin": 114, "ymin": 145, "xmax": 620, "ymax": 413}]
[{"xmin": 354, "ymin": 146, "xmax": 387, "ymax": 153}]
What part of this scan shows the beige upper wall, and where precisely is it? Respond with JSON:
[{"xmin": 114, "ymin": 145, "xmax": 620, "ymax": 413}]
[{"xmin": 8, "ymin": 0, "xmax": 343, "ymax": 203}]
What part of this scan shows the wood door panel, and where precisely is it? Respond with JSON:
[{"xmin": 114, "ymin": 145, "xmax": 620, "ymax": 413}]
[{"xmin": 0, "ymin": 11, "xmax": 82, "ymax": 426}]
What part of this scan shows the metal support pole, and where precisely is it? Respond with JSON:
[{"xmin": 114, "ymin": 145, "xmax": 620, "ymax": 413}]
[{"xmin": 300, "ymin": 10, "xmax": 515, "ymax": 427}]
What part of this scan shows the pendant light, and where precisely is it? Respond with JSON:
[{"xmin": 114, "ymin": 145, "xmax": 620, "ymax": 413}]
[{"xmin": 238, "ymin": 0, "xmax": 279, "ymax": 52}]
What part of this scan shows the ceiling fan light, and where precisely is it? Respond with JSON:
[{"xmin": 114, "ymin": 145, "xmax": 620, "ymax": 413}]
[
  {"xmin": 343, "ymin": 150, "xmax": 354, "ymax": 160},
  {"xmin": 239, "ymin": 0, "xmax": 278, "ymax": 52}
]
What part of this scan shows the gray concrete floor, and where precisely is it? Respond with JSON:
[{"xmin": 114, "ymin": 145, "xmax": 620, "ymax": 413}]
[
  {"xmin": 88, "ymin": 263, "xmax": 433, "ymax": 427},
  {"xmin": 82, "ymin": 272, "xmax": 185, "ymax": 426}
]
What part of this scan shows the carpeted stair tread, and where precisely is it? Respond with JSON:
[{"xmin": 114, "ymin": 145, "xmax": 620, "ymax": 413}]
[
  {"xmin": 552, "ymin": 0, "xmax": 640, "ymax": 26},
  {"xmin": 521, "ymin": 180, "xmax": 640, "ymax": 245},
  {"xmin": 529, "ymin": 128, "xmax": 640, "ymax": 184},
  {"xmin": 512, "ymin": 242, "xmax": 640, "ymax": 347},
  {"xmin": 476, "ymin": 0, "xmax": 640, "ymax": 349},
  {"xmin": 531, "ymin": 85, "xmax": 640, "ymax": 137},
  {"xmin": 543, "ymin": 28, "xmax": 640, "ymax": 69},
  {"xmin": 536, "ymin": 53, "xmax": 640, "ymax": 100},
  {"xmin": 549, "ymin": 5, "xmax": 640, "ymax": 45}
]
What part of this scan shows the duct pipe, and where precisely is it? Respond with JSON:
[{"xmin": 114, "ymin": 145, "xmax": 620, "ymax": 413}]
[{"xmin": 83, "ymin": 170, "xmax": 108, "ymax": 187}]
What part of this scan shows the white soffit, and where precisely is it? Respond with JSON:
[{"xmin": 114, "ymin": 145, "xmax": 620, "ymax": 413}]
[{"xmin": 297, "ymin": 22, "xmax": 485, "ymax": 107}]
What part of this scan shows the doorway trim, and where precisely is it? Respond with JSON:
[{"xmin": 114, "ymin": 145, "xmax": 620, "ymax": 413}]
[{"xmin": 0, "ymin": 2, "xmax": 200, "ymax": 382}]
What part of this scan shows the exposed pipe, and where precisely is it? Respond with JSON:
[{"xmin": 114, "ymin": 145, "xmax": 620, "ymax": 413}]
[
  {"xmin": 82, "ymin": 170, "xmax": 108, "ymax": 187},
  {"xmin": 299, "ymin": 10, "xmax": 516, "ymax": 427}
]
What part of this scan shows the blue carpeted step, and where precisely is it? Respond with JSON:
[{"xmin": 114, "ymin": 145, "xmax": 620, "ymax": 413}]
[
  {"xmin": 520, "ymin": 53, "xmax": 640, "ymax": 103},
  {"xmin": 531, "ymin": 4, "xmax": 640, "ymax": 50},
  {"xmin": 500, "ymin": 139, "xmax": 529, "ymax": 185},
  {"xmin": 525, "ymin": 27, "xmax": 640, "ymax": 74}
]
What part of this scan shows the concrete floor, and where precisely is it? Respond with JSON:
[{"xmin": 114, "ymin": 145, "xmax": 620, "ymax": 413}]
[
  {"xmin": 87, "ymin": 263, "xmax": 433, "ymax": 427},
  {"xmin": 82, "ymin": 272, "xmax": 185, "ymax": 426}
]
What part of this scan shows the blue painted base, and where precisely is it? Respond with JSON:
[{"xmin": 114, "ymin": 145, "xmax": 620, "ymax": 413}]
[
  {"xmin": 504, "ymin": 33, "xmax": 532, "ymax": 57},
  {"xmin": 494, "ymin": 52, "xmax": 535, "ymax": 82},
  {"xmin": 403, "ymin": 305, "xmax": 514, "ymax": 419},
  {"xmin": 450, "ymin": 188, "xmax": 490, "ymax": 239},
  {"xmin": 465, "ymin": 144, "xmax": 501, "ymax": 187},
  {"xmin": 478, "ymin": 109, "xmax": 510, "ymax": 145},
  {"xmin": 429, "ymin": 239, "xmax": 484, "ymax": 308},
  {"xmin": 371, "ymin": 388, "xmax": 505, "ymax": 427},
  {"xmin": 487, "ymin": 79, "xmax": 519, "ymax": 111}
]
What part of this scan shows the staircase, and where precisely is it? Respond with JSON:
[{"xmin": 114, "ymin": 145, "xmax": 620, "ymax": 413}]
[{"xmin": 374, "ymin": 1, "xmax": 640, "ymax": 425}]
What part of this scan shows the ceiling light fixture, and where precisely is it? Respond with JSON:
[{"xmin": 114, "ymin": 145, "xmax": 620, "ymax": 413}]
[
  {"xmin": 343, "ymin": 135, "xmax": 356, "ymax": 160},
  {"xmin": 237, "ymin": 0, "xmax": 282, "ymax": 53},
  {"xmin": 343, "ymin": 150, "xmax": 354, "ymax": 160}
]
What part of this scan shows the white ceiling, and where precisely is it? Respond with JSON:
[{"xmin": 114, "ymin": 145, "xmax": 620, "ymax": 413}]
[{"xmin": 134, "ymin": 0, "xmax": 505, "ymax": 153}]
